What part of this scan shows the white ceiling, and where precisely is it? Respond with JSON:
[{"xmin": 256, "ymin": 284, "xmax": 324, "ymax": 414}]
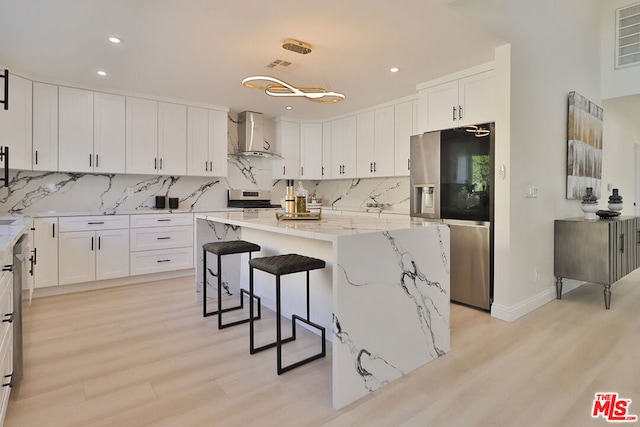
[{"xmin": 0, "ymin": 0, "xmax": 505, "ymax": 121}]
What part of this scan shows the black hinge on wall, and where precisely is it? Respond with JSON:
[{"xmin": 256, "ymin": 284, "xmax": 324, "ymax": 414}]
[{"xmin": 0, "ymin": 69, "xmax": 8, "ymax": 110}]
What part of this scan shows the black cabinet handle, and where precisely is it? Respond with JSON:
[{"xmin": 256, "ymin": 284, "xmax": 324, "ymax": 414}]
[
  {"xmin": 2, "ymin": 265, "xmax": 12, "ymax": 272},
  {"xmin": 89, "ymin": 154, "xmax": 92, "ymax": 167},
  {"xmin": 157, "ymin": 259, "xmax": 171, "ymax": 263},
  {"xmin": 157, "ymin": 237, "xmax": 171, "ymax": 240},
  {"xmin": 452, "ymin": 106, "xmax": 457, "ymax": 121},
  {"xmin": 374, "ymin": 162, "xmax": 377, "ymax": 173},
  {"xmin": 33, "ymin": 247, "xmax": 37, "ymax": 265},
  {"xmin": 3, "ymin": 313, "xmax": 13, "ymax": 323},
  {"xmin": 154, "ymin": 158, "xmax": 157, "ymax": 170},
  {"xmin": 620, "ymin": 234, "xmax": 625, "ymax": 253},
  {"xmin": 321, "ymin": 166, "xmax": 324, "ymax": 176},
  {"xmin": 52, "ymin": 223, "xmax": 55, "ymax": 238},
  {"xmin": 1, "ymin": 69, "xmax": 8, "ymax": 111},
  {"xmin": 459, "ymin": 105, "xmax": 463, "ymax": 120},
  {"xmin": 88, "ymin": 221, "xmax": 105, "ymax": 225},
  {"xmin": 3, "ymin": 373, "xmax": 12, "ymax": 388},
  {"xmin": 35, "ymin": 150, "xmax": 38, "ymax": 165},
  {"xmin": 408, "ymin": 158, "xmax": 410, "ymax": 171},
  {"xmin": 160, "ymin": 158, "xmax": 163, "ymax": 170},
  {"xmin": 157, "ymin": 219, "xmax": 171, "ymax": 222},
  {"xmin": 98, "ymin": 236, "xmax": 101, "ymax": 250},
  {"xmin": 91, "ymin": 236, "xmax": 94, "ymax": 251}
]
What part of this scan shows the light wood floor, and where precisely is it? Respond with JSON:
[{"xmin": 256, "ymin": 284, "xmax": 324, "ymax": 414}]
[{"xmin": 5, "ymin": 272, "xmax": 640, "ymax": 426}]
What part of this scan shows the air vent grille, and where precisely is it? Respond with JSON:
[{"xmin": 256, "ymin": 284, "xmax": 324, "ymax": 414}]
[
  {"xmin": 266, "ymin": 59, "xmax": 292, "ymax": 69},
  {"xmin": 617, "ymin": 2, "xmax": 640, "ymax": 68}
]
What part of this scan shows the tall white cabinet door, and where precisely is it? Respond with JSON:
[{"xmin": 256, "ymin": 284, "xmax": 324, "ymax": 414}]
[
  {"xmin": 342, "ymin": 116, "xmax": 358, "ymax": 178},
  {"xmin": 330, "ymin": 119, "xmax": 344, "ymax": 179},
  {"xmin": 322, "ymin": 122, "xmax": 331, "ymax": 178},
  {"xmin": 373, "ymin": 106, "xmax": 395, "ymax": 177},
  {"xmin": 208, "ymin": 109, "xmax": 227, "ymax": 177},
  {"xmin": 300, "ymin": 123, "xmax": 323, "ymax": 179},
  {"xmin": 187, "ymin": 106, "xmax": 209, "ymax": 176},
  {"xmin": 458, "ymin": 70, "xmax": 495, "ymax": 126},
  {"xmin": 394, "ymin": 100, "xmax": 417, "ymax": 176},
  {"xmin": 58, "ymin": 231, "xmax": 96, "ymax": 285},
  {"xmin": 273, "ymin": 120, "xmax": 300, "ymax": 179},
  {"xmin": 96, "ymin": 229, "xmax": 129, "ymax": 280},
  {"xmin": 0, "ymin": 73, "xmax": 32, "ymax": 171},
  {"xmin": 94, "ymin": 92, "xmax": 125, "ymax": 174},
  {"xmin": 32, "ymin": 217, "xmax": 58, "ymax": 288},
  {"xmin": 419, "ymin": 80, "xmax": 458, "ymax": 132},
  {"xmin": 158, "ymin": 102, "xmax": 187, "ymax": 176},
  {"xmin": 32, "ymin": 82, "xmax": 58, "ymax": 171},
  {"xmin": 126, "ymin": 97, "xmax": 158, "ymax": 175},
  {"xmin": 59, "ymin": 87, "xmax": 94, "ymax": 173},
  {"xmin": 356, "ymin": 111, "xmax": 375, "ymax": 178}
]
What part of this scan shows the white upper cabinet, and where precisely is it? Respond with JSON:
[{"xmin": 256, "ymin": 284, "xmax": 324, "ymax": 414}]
[
  {"xmin": 356, "ymin": 107, "xmax": 395, "ymax": 178},
  {"xmin": 126, "ymin": 97, "xmax": 158, "ymax": 174},
  {"xmin": 322, "ymin": 122, "xmax": 332, "ymax": 178},
  {"xmin": 32, "ymin": 82, "xmax": 58, "ymax": 171},
  {"xmin": 356, "ymin": 111, "xmax": 375, "ymax": 177},
  {"xmin": 330, "ymin": 116, "xmax": 357, "ymax": 179},
  {"xmin": 0, "ymin": 73, "xmax": 32, "ymax": 171},
  {"xmin": 300, "ymin": 123, "xmax": 323, "ymax": 180},
  {"xmin": 273, "ymin": 120, "xmax": 300, "ymax": 179},
  {"xmin": 93, "ymin": 92, "xmax": 125, "ymax": 174},
  {"xmin": 373, "ymin": 106, "xmax": 395, "ymax": 177},
  {"xmin": 187, "ymin": 107, "xmax": 227, "ymax": 177},
  {"xmin": 157, "ymin": 102, "xmax": 187, "ymax": 176},
  {"xmin": 58, "ymin": 87, "xmax": 94, "ymax": 172},
  {"xmin": 419, "ymin": 69, "xmax": 495, "ymax": 132},
  {"xmin": 59, "ymin": 88, "xmax": 125, "ymax": 173},
  {"xmin": 394, "ymin": 99, "xmax": 418, "ymax": 176}
]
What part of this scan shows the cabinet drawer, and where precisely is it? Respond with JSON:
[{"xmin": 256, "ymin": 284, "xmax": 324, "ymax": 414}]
[
  {"xmin": 130, "ymin": 226, "xmax": 193, "ymax": 252},
  {"xmin": 130, "ymin": 248, "xmax": 193, "ymax": 276},
  {"xmin": 59, "ymin": 215, "xmax": 129, "ymax": 232},
  {"xmin": 130, "ymin": 213, "xmax": 193, "ymax": 228}
]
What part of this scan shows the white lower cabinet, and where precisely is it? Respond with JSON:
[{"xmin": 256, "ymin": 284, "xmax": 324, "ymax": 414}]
[
  {"xmin": 129, "ymin": 213, "xmax": 193, "ymax": 276},
  {"xmin": 58, "ymin": 216, "xmax": 129, "ymax": 285},
  {"xmin": 32, "ymin": 217, "xmax": 59, "ymax": 288},
  {"xmin": 0, "ymin": 254, "xmax": 13, "ymax": 426}
]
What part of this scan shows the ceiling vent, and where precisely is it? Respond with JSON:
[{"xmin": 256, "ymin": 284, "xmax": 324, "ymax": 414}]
[
  {"xmin": 266, "ymin": 59, "xmax": 292, "ymax": 69},
  {"xmin": 616, "ymin": 2, "xmax": 640, "ymax": 68},
  {"xmin": 282, "ymin": 39, "xmax": 312, "ymax": 55}
]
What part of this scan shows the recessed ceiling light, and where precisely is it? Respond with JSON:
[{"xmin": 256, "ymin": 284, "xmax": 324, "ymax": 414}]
[
  {"xmin": 97, "ymin": 70, "xmax": 108, "ymax": 76},
  {"xmin": 390, "ymin": 67, "xmax": 400, "ymax": 73},
  {"xmin": 108, "ymin": 37, "xmax": 121, "ymax": 44},
  {"xmin": 285, "ymin": 105, "xmax": 293, "ymax": 110}
]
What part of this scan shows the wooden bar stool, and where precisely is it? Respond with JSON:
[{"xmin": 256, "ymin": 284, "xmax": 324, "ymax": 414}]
[
  {"xmin": 248, "ymin": 253, "xmax": 326, "ymax": 375},
  {"xmin": 203, "ymin": 240, "xmax": 261, "ymax": 329}
]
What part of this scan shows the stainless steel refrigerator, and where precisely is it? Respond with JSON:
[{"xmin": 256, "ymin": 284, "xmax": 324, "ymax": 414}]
[{"xmin": 410, "ymin": 123, "xmax": 494, "ymax": 310}]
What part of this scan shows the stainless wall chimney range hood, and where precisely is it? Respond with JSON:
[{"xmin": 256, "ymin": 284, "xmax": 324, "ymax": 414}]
[{"xmin": 233, "ymin": 111, "xmax": 278, "ymax": 158}]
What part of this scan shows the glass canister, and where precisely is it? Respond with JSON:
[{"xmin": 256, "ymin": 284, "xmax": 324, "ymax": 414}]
[{"xmin": 295, "ymin": 181, "xmax": 308, "ymax": 213}]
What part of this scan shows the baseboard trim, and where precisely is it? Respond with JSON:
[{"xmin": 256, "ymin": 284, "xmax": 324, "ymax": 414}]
[
  {"xmin": 27, "ymin": 269, "xmax": 195, "ymax": 299},
  {"xmin": 491, "ymin": 280, "xmax": 585, "ymax": 322}
]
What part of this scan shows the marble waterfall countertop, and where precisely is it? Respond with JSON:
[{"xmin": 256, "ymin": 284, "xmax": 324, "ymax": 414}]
[
  {"xmin": 195, "ymin": 210, "xmax": 435, "ymax": 242},
  {"xmin": 197, "ymin": 210, "xmax": 450, "ymax": 409}
]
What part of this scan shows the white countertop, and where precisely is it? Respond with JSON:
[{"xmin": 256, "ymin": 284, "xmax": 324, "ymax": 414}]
[
  {"xmin": 197, "ymin": 210, "xmax": 437, "ymax": 242},
  {"xmin": 0, "ymin": 217, "xmax": 32, "ymax": 256}
]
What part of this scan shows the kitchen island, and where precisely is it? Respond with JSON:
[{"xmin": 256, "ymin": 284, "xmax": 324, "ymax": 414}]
[{"xmin": 195, "ymin": 210, "xmax": 450, "ymax": 409}]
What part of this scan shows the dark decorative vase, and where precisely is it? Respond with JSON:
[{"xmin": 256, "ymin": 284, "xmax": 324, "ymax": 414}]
[{"xmin": 608, "ymin": 188, "xmax": 623, "ymax": 212}]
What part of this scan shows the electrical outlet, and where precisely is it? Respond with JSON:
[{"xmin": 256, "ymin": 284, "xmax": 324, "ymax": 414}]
[{"xmin": 127, "ymin": 187, "xmax": 134, "ymax": 196}]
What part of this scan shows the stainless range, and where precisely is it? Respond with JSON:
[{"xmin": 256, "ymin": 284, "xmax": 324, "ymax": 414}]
[{"xmin": 227, "ymin": 190, "xmax": 281, "ymax": 211}]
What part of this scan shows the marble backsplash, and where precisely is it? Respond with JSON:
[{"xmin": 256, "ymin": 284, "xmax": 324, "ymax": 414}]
[{"xmin": 0, "ymin": 157, "xmax": 410, "ymax": 215}]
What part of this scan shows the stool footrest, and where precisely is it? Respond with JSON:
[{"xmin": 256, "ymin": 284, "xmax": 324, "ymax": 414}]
[
  {"xmin": 204, "ymin": 289, "xmax": 261, "ymax": 328},
  {"xmin": 278, "ymin": 315, "xmax": 326, "ymax": 375}
]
